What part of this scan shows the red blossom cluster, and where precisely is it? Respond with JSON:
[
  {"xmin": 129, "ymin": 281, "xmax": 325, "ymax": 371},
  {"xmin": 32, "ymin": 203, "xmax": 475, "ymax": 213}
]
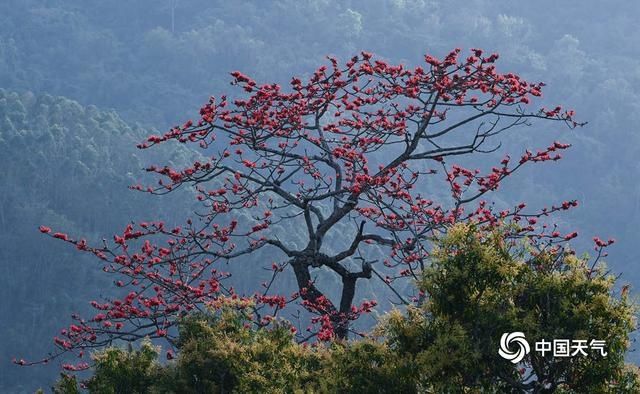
[{"xmin": 28, "ymin": 49, "xmax": 593, "ymax": 370}]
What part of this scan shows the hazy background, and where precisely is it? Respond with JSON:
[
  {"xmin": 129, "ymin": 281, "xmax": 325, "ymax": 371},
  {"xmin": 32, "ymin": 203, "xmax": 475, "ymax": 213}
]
[{"xmin": 1, "ymin": 1, "xmax": 639, "ymax": 391}]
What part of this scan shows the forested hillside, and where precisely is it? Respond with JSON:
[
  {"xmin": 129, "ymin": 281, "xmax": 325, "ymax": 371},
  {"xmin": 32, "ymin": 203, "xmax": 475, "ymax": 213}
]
[
  {"xmin": 1, "ymin": 1, "xmax": 639, "ymax": 391},
  {"xmin": 0, "ymin": 90, "xmax": 198, "ymax": 391}
]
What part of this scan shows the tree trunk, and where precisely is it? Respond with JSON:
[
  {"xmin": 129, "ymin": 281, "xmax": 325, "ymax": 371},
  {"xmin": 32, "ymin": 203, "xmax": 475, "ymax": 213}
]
[{"xmin": 291, "ymin": 257, "xmax": 354, "ymax": 339}]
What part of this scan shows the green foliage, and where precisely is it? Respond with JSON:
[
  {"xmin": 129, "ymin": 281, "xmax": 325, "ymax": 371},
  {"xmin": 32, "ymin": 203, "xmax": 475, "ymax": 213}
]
[
  {"xmin": 52, "ymin": 341, "xmax": 163, "ymax": 394},
  {"xmin": 380, "ymin": 224, "xmax": 639, "ymax": 392},
  {"xmin": 57, "ymin": 312, "xmax": 413, "ymax": 394},
  {"xmin": 166, "ymin": 309, "xmax": 326, "ymax": 393},
  {"xmin": 58, "ymin": 225, "xmax": 639, "ymax": 393},
  {"xmin": 83, "ymin": 340, "xmax": 162, "ymax": 394},
  {"xmin": 52, "ymin": 374, "xmax": 80, "ymax": 394},
  {"xmin": 321, "ymin": 341, "xmax": 416, "ymax": 394}
]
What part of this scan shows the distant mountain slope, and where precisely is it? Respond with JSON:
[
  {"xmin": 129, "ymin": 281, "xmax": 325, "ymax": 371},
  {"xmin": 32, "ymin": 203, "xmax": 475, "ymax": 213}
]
[{"xmin": 0, "ymin": 90, "xmax": 196, "ymax": 392}]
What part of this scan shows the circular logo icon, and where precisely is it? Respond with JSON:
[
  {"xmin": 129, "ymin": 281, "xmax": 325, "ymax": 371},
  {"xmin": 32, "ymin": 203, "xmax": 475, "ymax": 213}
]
[{"xmin": 498, "ymin": 332, "xmax": 530, "ymax": 364}]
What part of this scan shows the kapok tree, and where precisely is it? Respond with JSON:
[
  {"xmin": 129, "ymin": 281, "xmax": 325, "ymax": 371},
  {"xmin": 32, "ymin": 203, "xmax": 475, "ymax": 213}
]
[{"xmin": 27, "ymin": 48, "xmax": 584, "ymax": 369}]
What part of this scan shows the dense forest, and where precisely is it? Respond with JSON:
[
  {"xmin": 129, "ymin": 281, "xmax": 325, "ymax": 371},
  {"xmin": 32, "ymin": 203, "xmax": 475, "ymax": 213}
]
[
  {"xmin": 1, "ymin": 1, "xmax": 639, "ymax": 392},
  {"xmin": 0, "ymin": 90, "xmax": 201, "ymax": 390}
]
